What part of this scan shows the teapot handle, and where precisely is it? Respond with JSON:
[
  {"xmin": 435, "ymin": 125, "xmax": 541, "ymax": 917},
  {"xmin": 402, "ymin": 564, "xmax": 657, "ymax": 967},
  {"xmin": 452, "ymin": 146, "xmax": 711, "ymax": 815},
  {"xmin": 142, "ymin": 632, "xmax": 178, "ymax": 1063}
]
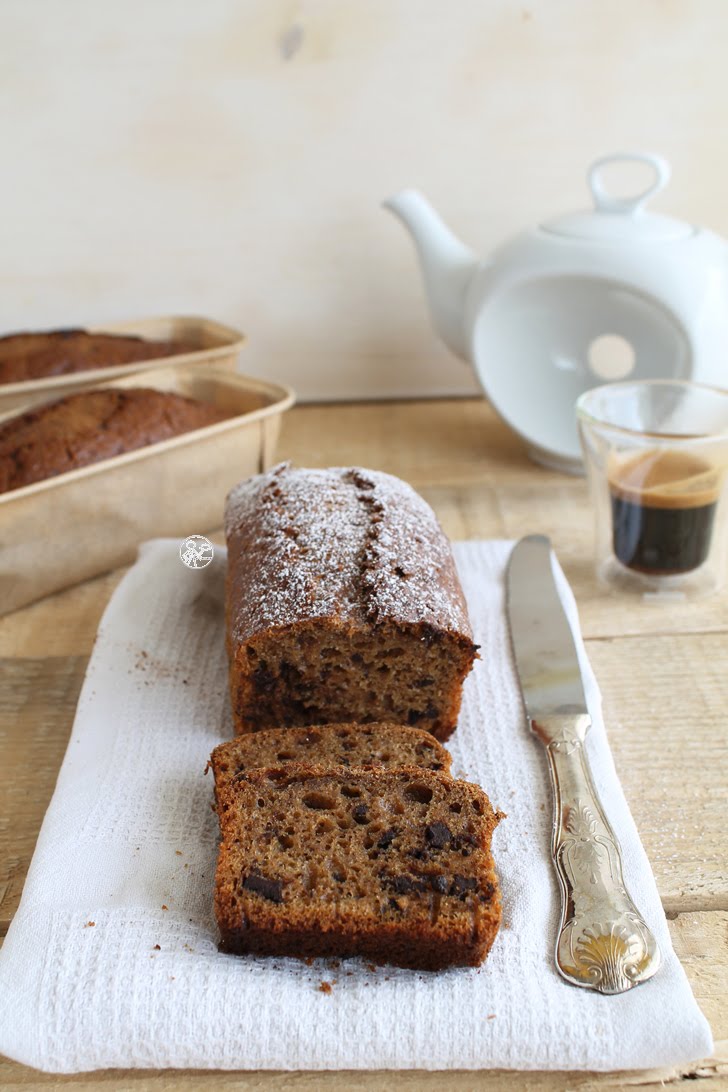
[{"xmin": 588, "ymin": 152, "xmax": 671, "ymax": 215}]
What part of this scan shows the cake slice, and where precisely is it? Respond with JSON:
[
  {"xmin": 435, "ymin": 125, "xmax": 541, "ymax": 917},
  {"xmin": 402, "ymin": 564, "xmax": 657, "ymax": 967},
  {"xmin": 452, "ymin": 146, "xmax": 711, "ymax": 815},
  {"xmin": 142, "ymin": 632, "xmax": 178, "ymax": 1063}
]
[
  {"xmin": 209, "ymin": 722, "xmax": 452, "ymax": 796},
  {"xmin": 224, "ymin": 464, "xmax": 479, "ymax": 741},
  {"xmin": 214, "ymin": 764, "xmax": 503, "ymax": 971}
]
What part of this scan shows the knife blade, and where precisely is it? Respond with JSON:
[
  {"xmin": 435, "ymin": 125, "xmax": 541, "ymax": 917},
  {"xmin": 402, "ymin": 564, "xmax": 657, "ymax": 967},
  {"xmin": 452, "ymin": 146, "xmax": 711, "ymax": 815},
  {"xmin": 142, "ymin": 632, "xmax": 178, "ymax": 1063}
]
[{"xmin": 506, "ymin": 534, "xmax": 660, "ymax": 994}]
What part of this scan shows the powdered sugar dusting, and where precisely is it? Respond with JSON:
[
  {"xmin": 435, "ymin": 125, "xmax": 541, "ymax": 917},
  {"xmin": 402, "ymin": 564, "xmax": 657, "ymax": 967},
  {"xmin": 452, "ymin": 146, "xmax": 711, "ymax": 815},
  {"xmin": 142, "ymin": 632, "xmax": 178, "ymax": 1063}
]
[{"xmin": 224, "ymin": 464, "xmax": 473, "ymax": 642}]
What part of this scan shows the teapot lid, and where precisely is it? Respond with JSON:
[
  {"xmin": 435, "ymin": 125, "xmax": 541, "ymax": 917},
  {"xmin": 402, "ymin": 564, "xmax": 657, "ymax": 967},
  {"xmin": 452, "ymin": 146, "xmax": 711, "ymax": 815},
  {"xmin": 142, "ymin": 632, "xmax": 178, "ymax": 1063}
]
[{"xmin": 540, "ymin": 153, "xmax": 695, "ymax": 243}]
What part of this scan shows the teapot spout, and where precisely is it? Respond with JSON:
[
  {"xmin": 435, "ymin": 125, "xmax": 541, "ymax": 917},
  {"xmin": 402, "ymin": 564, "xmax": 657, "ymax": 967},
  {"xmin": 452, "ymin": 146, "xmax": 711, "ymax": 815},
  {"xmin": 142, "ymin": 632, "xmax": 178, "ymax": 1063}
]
[{"xmin": 383, "ymin": 189, "xmax": 478, "ymax": 361}]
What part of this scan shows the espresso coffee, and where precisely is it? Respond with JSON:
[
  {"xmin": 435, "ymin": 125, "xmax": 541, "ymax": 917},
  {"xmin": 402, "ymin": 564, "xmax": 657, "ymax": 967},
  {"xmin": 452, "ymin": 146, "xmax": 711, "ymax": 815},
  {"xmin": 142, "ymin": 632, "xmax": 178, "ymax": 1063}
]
[{"xmin": 608, "ymin": 449, "xmax": 720, "ymax": 575}]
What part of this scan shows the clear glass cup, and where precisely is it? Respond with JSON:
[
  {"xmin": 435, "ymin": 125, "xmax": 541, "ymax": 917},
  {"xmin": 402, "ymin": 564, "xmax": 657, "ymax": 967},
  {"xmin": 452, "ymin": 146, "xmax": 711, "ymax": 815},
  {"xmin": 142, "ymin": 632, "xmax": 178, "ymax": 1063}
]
[{"xmin": 576, "ymin": 380, "xmax": 728, "ymax": 600}]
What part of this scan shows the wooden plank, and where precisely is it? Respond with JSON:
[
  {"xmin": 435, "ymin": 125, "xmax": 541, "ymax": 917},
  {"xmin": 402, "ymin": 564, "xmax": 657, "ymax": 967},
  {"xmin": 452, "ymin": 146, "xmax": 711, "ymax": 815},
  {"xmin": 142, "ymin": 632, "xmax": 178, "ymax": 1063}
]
[
  {"xmin": 0, "ymin": 1064, "xmax": 725, "ymax": 1091},
  {"xmin": 0, "ymin": 570, "xmax": 122, "ymax": 659},
  {"xmin": 667, "ymin": 910, "xmax": 728, "ymax": 1045},
  {"xmin": 0, "ymin": 657, "xmax": 86, "ymax": 934},
  {"xmin": 587, "ymin": 634, "xmax": 728, "ymax": 911},
  {"xmin": 279, "ymin": 398, "xmax": 533, "ymax": 486}
]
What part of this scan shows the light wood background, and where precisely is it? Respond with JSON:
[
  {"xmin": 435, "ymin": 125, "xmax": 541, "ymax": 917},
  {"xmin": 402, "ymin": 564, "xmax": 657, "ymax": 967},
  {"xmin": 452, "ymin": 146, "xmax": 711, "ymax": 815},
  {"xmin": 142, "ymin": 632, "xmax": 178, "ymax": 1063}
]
[
  {"xmin": 1, "ymin": 399, "xmax": 726, "ymax": 1088},
  {"xmin": 1, "ymin": 0, "xmax": 727, "ymax": 398}
]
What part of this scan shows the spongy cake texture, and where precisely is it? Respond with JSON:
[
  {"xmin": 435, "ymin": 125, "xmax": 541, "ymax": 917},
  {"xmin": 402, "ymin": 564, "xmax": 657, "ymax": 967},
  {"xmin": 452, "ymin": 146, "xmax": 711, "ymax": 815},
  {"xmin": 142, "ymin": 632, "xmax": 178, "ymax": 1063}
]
[
  {"xmin": 210, "ymin": 721, "xmax": 452, "ymax": 796},
  {"xmin": 214, "ymin": 764, "xmax": 502, "ymax": 971}
]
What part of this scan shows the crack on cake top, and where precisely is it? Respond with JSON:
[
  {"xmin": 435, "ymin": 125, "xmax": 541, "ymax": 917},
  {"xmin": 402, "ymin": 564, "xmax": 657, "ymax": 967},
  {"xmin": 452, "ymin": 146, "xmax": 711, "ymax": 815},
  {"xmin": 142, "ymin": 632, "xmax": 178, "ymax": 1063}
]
[{"xmin": 224, "ymin": 463, "xmax": 473, "ymax": 641}]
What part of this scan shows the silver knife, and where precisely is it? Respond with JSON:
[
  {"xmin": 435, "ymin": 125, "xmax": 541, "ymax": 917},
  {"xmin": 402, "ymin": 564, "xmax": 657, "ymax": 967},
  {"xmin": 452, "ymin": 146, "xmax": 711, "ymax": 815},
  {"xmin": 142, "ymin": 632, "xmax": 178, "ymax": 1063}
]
[{"xmin": 506, "ymin": 534, "xmax": 660, "ymax": 994}]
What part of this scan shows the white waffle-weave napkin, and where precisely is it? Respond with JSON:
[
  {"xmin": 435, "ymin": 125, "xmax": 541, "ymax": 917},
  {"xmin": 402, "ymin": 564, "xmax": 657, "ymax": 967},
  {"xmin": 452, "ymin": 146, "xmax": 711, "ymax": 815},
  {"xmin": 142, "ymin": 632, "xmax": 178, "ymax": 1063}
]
[{"xmin": 0, "ymin": 539, "xmax": 713, "ymax": 1073}]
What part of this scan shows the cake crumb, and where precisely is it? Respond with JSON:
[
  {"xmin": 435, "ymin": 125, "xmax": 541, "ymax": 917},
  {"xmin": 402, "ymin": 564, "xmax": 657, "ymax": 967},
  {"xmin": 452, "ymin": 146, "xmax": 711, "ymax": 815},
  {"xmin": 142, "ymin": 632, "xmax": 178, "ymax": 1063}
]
[
  {"xmin": 487, "ymin": 1013, "xmax": 496, "ymax": 1020},
  {"xmin": 161, "ymin": 904, "xmax": 169, "ymax": 911},
  {"xmin": 318, "ymin": 981, "xmax": 332, "ymax": 994},
  {"xmin": 175, "ymin": 850, "xmax": 183, "ymax": 856},
  {"xmin": 153, "ymin": 944, "xmax": 161, "ymax": 950},
  {"xmin": 84, "ymin": 921, "xmax": 95, "ymax": 928}
]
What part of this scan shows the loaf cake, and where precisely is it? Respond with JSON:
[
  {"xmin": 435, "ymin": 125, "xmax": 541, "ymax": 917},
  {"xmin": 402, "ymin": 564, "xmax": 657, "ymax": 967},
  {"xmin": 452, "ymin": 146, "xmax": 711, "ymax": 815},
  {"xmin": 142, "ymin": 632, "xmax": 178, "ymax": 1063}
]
[
  {"xmin": 214, "ymin": 764, "xmax": 503, "ymax": 970},
  {"xmin": 0, "ymin": 328, "xmax": 194, "ymax": 384},
  {"xmin": 224, "ymin": 464, "xmax": 478, "ymax": 741},
  {"xmin": 0, "ymin": 387, "xmax": 229, "ymax": 493},
  {"xmin": 210, "ymin": 721, "xmax": 452, "ymax": 796}
]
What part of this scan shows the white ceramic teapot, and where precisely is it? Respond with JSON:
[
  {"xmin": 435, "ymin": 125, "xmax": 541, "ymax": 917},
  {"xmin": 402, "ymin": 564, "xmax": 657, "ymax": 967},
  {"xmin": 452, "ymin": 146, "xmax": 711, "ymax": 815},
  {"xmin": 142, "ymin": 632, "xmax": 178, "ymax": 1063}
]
[{"xmin": 384, "ymin": 153, "xmax": 728, "ymax": 472}]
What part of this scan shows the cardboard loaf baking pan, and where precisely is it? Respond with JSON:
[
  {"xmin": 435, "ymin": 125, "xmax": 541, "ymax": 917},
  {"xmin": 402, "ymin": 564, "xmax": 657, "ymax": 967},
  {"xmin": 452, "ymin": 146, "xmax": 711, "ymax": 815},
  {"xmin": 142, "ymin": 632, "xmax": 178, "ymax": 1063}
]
[
  {"xmin": 0, "ymin": 362, "xmax": 294, "ymax": 616},
  {"xmin": 0, "ymin": 314, "xmax": 245, "ymax": 413}
]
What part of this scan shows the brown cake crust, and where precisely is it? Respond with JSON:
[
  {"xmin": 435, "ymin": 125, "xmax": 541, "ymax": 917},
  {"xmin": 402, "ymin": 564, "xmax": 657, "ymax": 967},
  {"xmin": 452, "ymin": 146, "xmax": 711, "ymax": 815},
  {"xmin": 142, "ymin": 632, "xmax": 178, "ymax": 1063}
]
[
  {"xmin": 210, "ymin": 721, "xmax": 452, "ymax": 797},
  {"xmin": 224, "ymin": 464, "xmax": 478, "ymax": 740},
  {"xmin": 0, "ymin": 387, "xmax": 229, "ymax": 493},
  {"xmin": 214, "ymin": 764, "xmax": 503, "ymax": 971},
  {"xmin": 0, "ymin": 328, "xmax": 195, "ymax": 384}
]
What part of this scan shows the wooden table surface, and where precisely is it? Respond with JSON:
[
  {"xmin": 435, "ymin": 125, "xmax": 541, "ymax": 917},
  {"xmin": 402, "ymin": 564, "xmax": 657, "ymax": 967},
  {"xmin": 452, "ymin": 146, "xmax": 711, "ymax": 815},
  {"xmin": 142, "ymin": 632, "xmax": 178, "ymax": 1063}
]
[{"xmin": 1, "ymin": 398, "xmax": 726, "ymax": 1091}]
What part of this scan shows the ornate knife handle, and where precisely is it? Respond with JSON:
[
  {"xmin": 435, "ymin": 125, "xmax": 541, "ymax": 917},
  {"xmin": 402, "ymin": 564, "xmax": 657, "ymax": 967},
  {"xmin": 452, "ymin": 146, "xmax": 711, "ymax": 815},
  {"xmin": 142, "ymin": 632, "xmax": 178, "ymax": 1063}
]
[{"xmin": 532, "ymin": 713, "xmax": 661, "ymax": 994}]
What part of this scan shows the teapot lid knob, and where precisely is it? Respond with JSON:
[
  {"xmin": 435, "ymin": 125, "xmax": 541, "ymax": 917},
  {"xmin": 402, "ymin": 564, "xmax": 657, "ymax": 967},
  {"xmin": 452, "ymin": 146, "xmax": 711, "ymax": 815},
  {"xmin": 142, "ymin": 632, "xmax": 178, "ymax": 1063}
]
[{"xmin": 588, "ymin": 152, "xmax": 671, "ymax": 215}]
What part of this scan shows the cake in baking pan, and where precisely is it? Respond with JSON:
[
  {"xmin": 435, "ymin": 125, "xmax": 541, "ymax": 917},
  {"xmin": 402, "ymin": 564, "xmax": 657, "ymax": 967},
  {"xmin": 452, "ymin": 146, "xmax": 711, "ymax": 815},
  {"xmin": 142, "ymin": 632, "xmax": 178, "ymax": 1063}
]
[
  {"xmin": 0, "ymin": 328, "xmax": 195, "ymax": 384},
  {"xmin": 0, "ymin": 387, "xmax": 229, "ymax": 493}
]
